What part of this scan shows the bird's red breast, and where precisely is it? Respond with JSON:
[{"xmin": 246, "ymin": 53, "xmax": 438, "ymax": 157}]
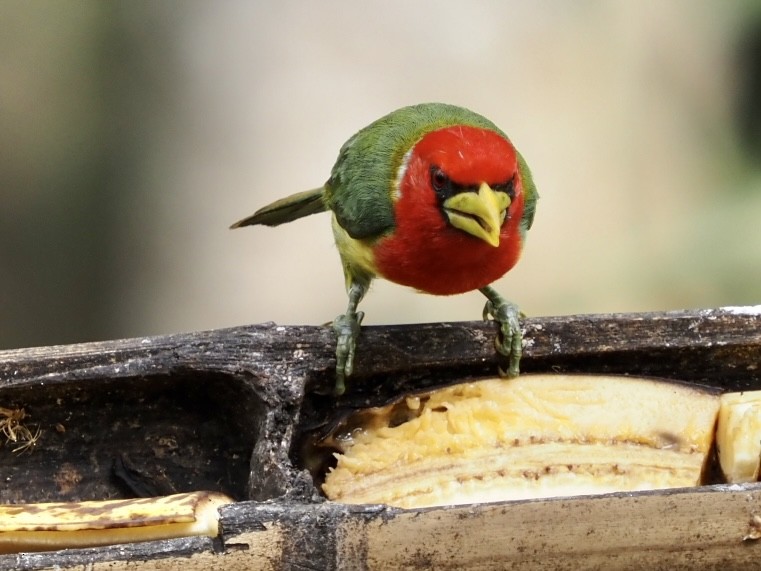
[{"xmin": 372, "ymin": 125, "xmax": 526, "ymax": 295}]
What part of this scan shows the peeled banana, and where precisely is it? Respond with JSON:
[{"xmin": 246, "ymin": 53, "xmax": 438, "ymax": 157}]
[
  {"xmin": 322, "ymin": 374, "xmax": 722, "ymax": 509},
  {"xmin": 716, "ymin": 390, "xmax": 761, "ymax": 483}
]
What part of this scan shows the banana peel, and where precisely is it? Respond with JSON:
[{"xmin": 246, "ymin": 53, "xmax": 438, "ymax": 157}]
[{"xmin": 0, "ymin": 491, "xmax": 232, "ymax": 554}]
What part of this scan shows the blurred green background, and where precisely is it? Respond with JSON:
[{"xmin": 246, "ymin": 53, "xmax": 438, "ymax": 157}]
[{"xmin": 1, "ymin": 1, "xmax": 760, "ymax": 350}]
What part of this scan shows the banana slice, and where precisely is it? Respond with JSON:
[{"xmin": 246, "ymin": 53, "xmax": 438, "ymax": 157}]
[
  {"xmin": 322, "ymin": 374, "xmax": 720, "ymax": 508},
  {"xmin": 0, "ymin": 491, "xmax": 232, "ymax": 554},
  {"xmin": 716, "ymin": 391, "xmax": 761, "ymax": 483}
]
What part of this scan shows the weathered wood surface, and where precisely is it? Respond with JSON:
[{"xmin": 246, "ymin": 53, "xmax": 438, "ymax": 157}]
[
  {"xmin": 3, "ymin": 307, "xmax": 760, "ymax": 395},
  {"xmin": 3, "ymin": 484, "xmax": 761, "ymax": 570},
  {"xmin": 0, "ymin": 306, "xmax": 760, "ymax": 569}
]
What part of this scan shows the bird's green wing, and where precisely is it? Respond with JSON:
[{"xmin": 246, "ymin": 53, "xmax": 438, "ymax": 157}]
[{"xmin": 516, "ymin": 150, "xmax": 538, "ymax": 239}]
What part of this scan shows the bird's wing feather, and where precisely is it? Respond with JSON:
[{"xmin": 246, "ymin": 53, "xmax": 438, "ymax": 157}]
[{"xmin": 517, "ymin": 150, "xmax": 538, "ymax": 237}]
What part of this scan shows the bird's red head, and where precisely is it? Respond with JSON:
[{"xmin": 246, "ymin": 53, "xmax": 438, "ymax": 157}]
[{"xmin": 373, "ymin": 125, "xmax": 526, "ymax": 295}]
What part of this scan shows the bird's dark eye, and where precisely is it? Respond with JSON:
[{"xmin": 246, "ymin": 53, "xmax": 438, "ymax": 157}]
[
  {"xmin": 494, "ymin": 176, "xmax": 516, "ymax": 201},
  {"xmin": 430, "ymin": 167, "xmax": 450, "ymax": 194}
]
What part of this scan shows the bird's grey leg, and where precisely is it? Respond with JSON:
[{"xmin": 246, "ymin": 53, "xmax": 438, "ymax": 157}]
[
  {"xmin": 332, "ymin": 281, "xmax": 367, "ymax": 395},
  {"xmin": 479, "ymin": 285, "xmax": 522, "ymax": 378}
]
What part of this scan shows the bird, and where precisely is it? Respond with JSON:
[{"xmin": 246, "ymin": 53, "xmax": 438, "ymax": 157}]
[{"xmin": 231, "ymin": 102, "xmax": 538, "ymax": 394}]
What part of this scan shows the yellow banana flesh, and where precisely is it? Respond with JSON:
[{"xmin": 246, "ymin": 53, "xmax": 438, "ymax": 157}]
[
  {"xmin": 716, "ymin": 390, "xmax": 761, "ymax": 483},
  {"xmin": 322, "ymin": 374, "xmax": 721, "ymax": 509},
  {"xmin": 0, "ymin": 491, "xmax": 232, "ymax": 554}
]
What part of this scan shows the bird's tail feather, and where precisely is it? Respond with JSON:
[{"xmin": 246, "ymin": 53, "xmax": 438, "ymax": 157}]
[{"xmin": 230, "ymin": 187, "xmax": 327, "ymax": 228}]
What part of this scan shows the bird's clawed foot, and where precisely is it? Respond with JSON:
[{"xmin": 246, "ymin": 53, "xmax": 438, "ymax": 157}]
[
  {"xmin": 480, "ymin": 286, "xmax": 523, "ymax": 378},
  {"xmin": 332, "ymin": 309, "xmax": 364, "ymax": 395},
  {"xmin": 331, "ymin": 281, "xmax": 367, "ymax": 395}
]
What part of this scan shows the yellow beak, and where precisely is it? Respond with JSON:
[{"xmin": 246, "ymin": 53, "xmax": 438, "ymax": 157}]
[{"xmin": 443, "ymin": 182, "xmax": 511, "ymax": 247}]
